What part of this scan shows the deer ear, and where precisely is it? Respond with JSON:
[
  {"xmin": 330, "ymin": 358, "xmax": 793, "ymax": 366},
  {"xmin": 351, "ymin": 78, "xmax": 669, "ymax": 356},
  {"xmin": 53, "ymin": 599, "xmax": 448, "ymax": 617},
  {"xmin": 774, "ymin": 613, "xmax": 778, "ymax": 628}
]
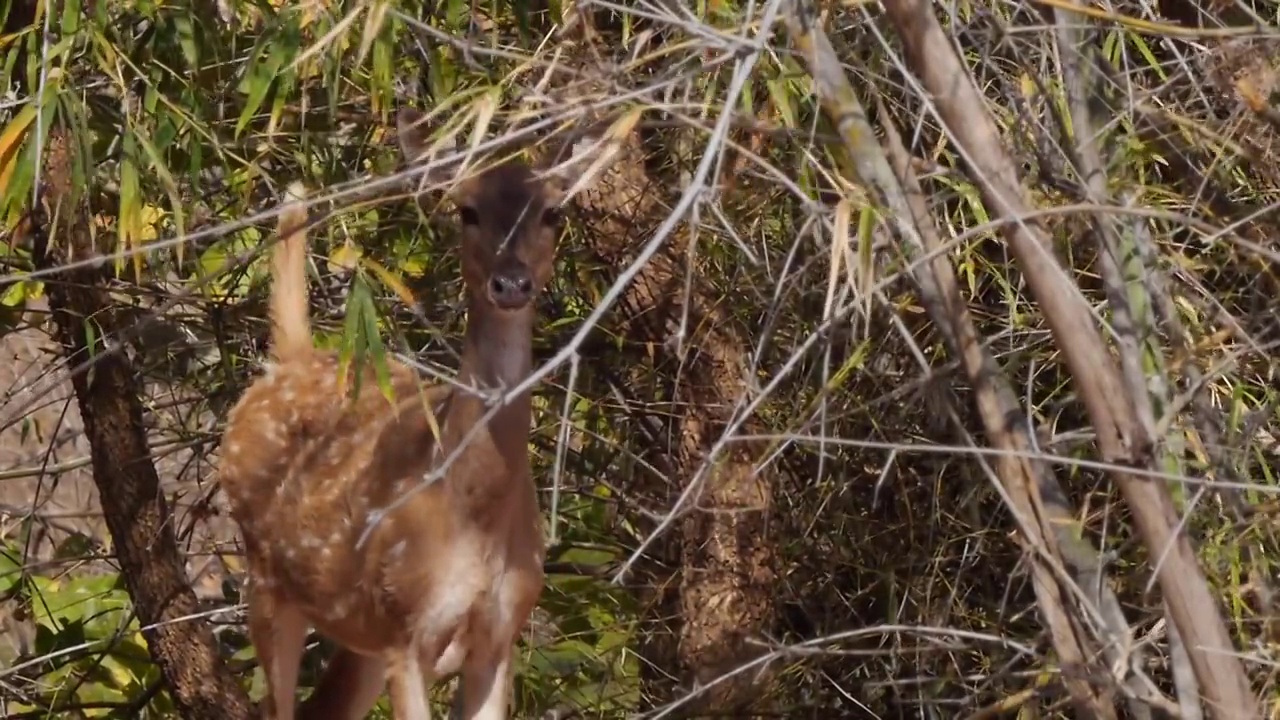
[
  {"xmin": 397, "ymin": 107, "xmax": 432, "ymax": 164},
  {"xmin": 542, "ymin": 110, "xmax": 642, "ymax": 203},
  {"xmin": 542, "ymin": 134, "xmax": 604, "ymax": 200},
  {"xmin": 397, "ymin": 108, "xmax": 463, "ymax": 164},
  {"xmin": 397, "ymin": 107, "xmax": 464, "ymax": 199}
]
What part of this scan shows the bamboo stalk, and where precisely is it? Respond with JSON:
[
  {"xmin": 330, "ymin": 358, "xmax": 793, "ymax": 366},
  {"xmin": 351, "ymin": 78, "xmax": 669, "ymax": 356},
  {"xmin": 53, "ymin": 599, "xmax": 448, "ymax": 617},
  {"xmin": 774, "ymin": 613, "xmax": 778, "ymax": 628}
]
[
  {"xmin": 777, "ymin": 0, "xmax": 1168, "ymax": 715},
  {"xmin": 873, "ymin": 0, "xmax": 1260, "ymax": 715}
]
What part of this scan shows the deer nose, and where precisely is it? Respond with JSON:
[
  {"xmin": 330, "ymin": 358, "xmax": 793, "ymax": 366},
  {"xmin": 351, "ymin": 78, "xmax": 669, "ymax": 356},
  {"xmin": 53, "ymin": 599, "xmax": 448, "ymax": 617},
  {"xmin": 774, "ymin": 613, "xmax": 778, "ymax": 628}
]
[{"xmin": 488, "ymin": 269, "xmax": 535, "ymax": 309}]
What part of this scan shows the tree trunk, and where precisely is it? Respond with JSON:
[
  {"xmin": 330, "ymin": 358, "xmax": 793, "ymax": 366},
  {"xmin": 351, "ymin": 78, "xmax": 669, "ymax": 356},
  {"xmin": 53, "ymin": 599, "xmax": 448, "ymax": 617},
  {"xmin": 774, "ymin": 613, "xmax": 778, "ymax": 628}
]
[
  {"xmin": 32, "ymin": 127, "xmax": 254, "ymax": 720},
  {"xmin": 576, "ymin": 125, "xmax": 777, "ymax": 712}
]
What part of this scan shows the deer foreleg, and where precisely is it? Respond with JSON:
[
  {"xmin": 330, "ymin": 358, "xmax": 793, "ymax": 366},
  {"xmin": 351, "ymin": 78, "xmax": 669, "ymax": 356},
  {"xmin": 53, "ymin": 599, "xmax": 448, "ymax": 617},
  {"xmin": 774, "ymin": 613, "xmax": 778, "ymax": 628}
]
[
  {"xmin": 452, "ymin": 644, "xmax": 512, "ymax": 720},
  {"xmin": 387, "ymin": 650, "xmax": 433, "ymax": 720}
]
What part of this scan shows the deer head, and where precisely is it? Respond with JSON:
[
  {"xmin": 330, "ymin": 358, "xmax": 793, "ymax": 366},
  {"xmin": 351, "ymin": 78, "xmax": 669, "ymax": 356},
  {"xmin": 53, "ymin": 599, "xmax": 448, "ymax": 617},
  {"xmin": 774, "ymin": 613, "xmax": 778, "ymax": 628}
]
[{"xmin": 395, "ymin": 108, "xmax": 597, "ymax": 315}]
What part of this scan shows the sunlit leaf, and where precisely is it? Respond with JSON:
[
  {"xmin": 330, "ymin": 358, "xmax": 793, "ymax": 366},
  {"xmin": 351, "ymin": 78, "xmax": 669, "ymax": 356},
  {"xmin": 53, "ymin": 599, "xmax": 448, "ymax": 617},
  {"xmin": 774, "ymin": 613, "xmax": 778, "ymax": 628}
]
[
  {"xmin": 0, "ymin": 542, "xmax": 22, "ymax": 596},
  {"xmin": 118, "ymin": 131, "xmax": 144, "ymax": 282},
  {"xmin": 132, "ymin": 131, "xmax": 186, "ymax": 266},
  {"xmin": 328, "ymin": 242, "xmax": 363, "ymax": 272},
  {"xmin": 1, "ymin": 276, "xmax": 42, "ymax": 306},
  {"xmin": 361, "ymin": 256, "xmax": 419, "ymax": 309},
  {"xmin": 0, "ymin": 101, "xmax": 37, "ymax": 201},
  {"xmin": 357, "ymin": 0, "xmax": 391, "ymax": 69}
]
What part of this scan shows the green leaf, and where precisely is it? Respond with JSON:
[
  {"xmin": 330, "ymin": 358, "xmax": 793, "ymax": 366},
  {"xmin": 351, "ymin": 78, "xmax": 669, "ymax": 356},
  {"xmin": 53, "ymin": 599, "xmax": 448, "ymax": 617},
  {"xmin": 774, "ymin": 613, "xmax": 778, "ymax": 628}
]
[
  {"xmin": 154, "ymin": 110, "xmax": 177, "ymax": 151},
  {"xmin": 196, "ymin": 231, "xmax": 259, "ymax": 300},
  {"xmin": 553, "ymin": 546, "xmax": 616, "ymax": 568},
  {"xmin": 172, "ymin": 13, "xmax": 199, "ymax": 67},
  {"xmin": 766, "ymin": 75, "xmax": 797, "ymax": 128},
  {"xmin": 528, "ymin": 638, "xmax": 598, "ymax": 676},
  {"xmin": 52, "ymin": 532, "xmax": 94, "ymax": 561},
  {"xmin": 29, "ymin": 573, "xmax": 131, "ymax": 640},
  {"xmin": 0, "ymin": 542, "xmax": 22, "ymax": 596},
  {"xmin": 2, "ymin": 94, "xmax": 58, "ymax": 227},
  {"xmin": 236, "ymin": 29, "xmax": 297, "ymax": 138},
  {"xmin": 118, "ymin": 131, "xmax": 143, "ymax": 281},
  {"xmin": 1, "ymin": 276, "xmax": 37, "ymax": 306},
  {"xmin": 337, "ymin": 275, "xmax": 371, "ymax": 398},
  {"xmin": 133, "ymin": 127, "xmax": 187, "ymax": 266},
  {"xmin": 445, "ymin": 0, "xmax": 469, "ymax": 30},
  {"xmin": 371, "ymin": 30, "xmax": 394, "ymax": 114},
  {"xmin": 357, "ymin": 274, "xmax": 395, "ymax": 404},
  {"xmin": 0, "ymin": 101, "xmax": 37, "ymax": 201},
  {"xmin": 356, "ymin": 1, "xmax": 391, "ymax": 70},
  {"xmin": 427, "ymin": 44, "xmax": 457, "ymax": 99},
  {"xmin": 186, "ymin": 124, "xmax": 204, "ymax": 185}
]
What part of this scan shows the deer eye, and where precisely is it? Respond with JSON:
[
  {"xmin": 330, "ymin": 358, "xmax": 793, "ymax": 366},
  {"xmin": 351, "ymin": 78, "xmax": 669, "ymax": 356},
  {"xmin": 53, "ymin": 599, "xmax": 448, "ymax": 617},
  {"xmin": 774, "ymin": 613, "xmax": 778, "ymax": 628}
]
[
  {"xmin": 458, "ymin": 206, "xmax": 480, "ymax": 226},
  {"xmin": 540, "ymin": 207, "xmax": 560, "ymax": 226}
]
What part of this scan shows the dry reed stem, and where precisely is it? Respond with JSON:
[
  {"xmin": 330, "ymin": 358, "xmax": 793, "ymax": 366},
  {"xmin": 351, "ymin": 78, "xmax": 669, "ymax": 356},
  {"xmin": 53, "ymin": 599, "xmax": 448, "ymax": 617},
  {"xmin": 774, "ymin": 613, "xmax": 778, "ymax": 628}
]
[{"xmin": 875, "ymin": 0, "xmax": 1261, "ymax": 715}]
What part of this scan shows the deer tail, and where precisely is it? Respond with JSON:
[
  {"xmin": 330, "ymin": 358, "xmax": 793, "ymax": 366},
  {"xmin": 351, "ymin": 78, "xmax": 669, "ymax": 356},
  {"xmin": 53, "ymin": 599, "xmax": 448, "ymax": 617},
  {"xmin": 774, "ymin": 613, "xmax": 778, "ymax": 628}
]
[{"xmin": 270, "ymin": 182, "xmax": 313, "ymax": 362}]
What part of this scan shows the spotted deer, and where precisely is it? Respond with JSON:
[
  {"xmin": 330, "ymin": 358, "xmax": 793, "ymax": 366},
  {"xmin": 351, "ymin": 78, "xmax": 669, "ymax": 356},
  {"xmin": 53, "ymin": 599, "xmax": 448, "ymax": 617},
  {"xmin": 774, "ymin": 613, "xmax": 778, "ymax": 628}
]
[{"xmin": 218, "ymin": 107, "xmax": 610, "ymax": 720}]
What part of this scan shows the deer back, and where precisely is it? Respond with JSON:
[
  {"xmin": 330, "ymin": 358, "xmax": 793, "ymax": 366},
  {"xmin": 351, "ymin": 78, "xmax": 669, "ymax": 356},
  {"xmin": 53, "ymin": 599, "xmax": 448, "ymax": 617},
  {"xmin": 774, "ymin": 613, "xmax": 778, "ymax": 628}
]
[{"xmin": 221, "ymin": 352, "xmax": 472, "ymax": 648}]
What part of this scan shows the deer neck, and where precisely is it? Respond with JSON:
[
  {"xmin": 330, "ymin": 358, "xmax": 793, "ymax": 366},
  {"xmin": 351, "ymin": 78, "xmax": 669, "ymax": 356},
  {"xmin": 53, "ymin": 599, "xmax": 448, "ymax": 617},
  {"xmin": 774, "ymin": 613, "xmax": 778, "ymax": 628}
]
[{"xmin": 445, "ymin": 300, "xmax": 535, "ymax": 468}]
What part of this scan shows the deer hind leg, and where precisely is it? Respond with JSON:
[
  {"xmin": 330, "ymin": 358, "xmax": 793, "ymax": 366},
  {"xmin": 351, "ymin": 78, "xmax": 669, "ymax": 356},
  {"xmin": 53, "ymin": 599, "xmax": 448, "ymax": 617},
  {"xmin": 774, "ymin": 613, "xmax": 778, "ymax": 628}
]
[
  {"xmin": 387, "ymin": 650, "xmax": 433, "ymax": 720},
  {"xmin": 297, "ymin": 647, "xmax": 386, "ymax": 720},
  {"xmin": 451, "ymin": 644, "xmax": 512, "ymax": 720},
  {"xmin": 248, "ymin": 585, "xmax": 309, "ymax": 720}
]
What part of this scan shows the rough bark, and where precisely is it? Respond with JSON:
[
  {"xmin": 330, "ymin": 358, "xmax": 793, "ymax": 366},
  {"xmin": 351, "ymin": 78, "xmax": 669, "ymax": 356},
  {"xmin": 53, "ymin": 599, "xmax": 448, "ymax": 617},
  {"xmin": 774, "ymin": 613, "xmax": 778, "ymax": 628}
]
[
  {"xmin": 575, "ymin": 123, "xmax": 777, "ymax": 710},
  {"xmin": 31, "ymin": 128, "xmax": 254, "ymax": 720}
]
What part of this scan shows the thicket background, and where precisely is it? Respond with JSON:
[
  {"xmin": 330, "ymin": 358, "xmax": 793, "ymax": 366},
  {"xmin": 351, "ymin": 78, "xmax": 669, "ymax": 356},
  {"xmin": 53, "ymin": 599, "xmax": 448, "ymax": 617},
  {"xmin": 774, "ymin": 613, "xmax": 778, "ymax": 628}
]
[{"xmin": 0, "ymin": 0, "xmax": 1278, "ymax": 717}]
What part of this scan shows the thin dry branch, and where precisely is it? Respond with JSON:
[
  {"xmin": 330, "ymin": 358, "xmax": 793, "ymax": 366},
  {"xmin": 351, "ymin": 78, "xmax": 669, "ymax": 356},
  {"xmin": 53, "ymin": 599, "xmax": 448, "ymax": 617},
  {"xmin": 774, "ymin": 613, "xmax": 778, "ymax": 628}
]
[{"xmin": 873, "ymin": 0, "xmax": 1261, "ymax": 715}]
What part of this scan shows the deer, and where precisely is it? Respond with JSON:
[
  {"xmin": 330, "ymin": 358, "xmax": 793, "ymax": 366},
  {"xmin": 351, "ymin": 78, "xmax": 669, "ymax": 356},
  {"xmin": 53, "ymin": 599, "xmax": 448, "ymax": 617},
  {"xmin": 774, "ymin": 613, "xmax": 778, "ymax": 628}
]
[{"xmin": 217, "ymin": 106, "xmax": 611, "ymax": 720}]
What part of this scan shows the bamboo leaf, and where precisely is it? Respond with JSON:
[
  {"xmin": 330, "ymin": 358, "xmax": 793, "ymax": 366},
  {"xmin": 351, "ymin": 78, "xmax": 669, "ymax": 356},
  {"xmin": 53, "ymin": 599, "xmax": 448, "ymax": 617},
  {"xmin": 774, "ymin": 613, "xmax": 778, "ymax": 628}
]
[
  {"xmin": 466, "ymin": 89, "xmax": 501, "ymax": 158},
  {"xmin": 357, "ymin": 278, "xmax": 395, "ymax": 405},
  {"xmin": 132, "ymin": 130, "xmax": 186, "ymax": 267},
  {"xmin": 1, "ymin": 275, "xmax": 36, "ymax": 306},
  {"xmin": 268, "ymin": 67, "xmax": 297, "ymax": 136},
  {"xmin": 0, "ymin": 102, "xmax": 37, "ymax": 199},
  {"xmin": 328, "ymin": 242, "xmax": 362, "ymax": 273},
  {"xmin": 236, "ymin": 35, "xmax": 296, "ymax": 138},
  {"xmin": 558, "ymin": 106, "xmax": 644, "ymax": 204},
  {"xmin": 855, "ymin": 204, "xmax": 875, "ymax": 322},
  {"xmin": 370, "ymin": 26, "xmax": 394, "ymax": 115},
  {"xmin": 337, "ymin": 275, "xmax": 372, "ymax": 399},
  {"xmin": 824, "ymin": 197, "xmax": 848, "ymax": 322},
  {"xmin": 361, "ymin": 256, "xmax": 419, "ymax": 310},
  {"xmin": 290, "ymin": 5, "xmax": 362, "ymax": 73},
  {"xmin": 445, "ymin": 0, "xmax": 468, "ymax": 29},
  {"xmin": 4, "ymin": 91, "xmax": 60, "ymax": 228},
  {"xmin": 58, "ymin": 0, "xmax": 81, "ymax": 38},
  {"xmin": 356, "ymin": 0, "xmax": 390, "ymax": 69},
  {"xmin": 118, "ymin": 132, "xmax": 143, "ymax": 282},
  {"xmin": 172, "ymin": 14, "xmax": 198, "ymax": 67}
]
